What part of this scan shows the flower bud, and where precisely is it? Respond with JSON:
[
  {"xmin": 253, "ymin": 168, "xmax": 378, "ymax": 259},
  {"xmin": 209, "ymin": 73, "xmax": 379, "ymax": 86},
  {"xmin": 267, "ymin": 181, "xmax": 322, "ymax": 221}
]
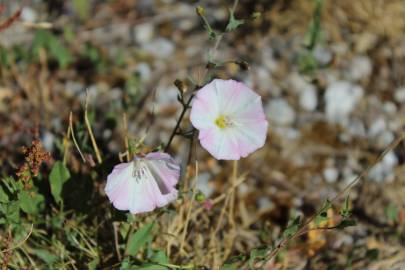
[
  {"xmin": 196, "ymin": 6, "xmax": 205, "ymax": 17},
  {"xmin": 195, "ymin": 191, "xmax": 206, "ymax": 202}
]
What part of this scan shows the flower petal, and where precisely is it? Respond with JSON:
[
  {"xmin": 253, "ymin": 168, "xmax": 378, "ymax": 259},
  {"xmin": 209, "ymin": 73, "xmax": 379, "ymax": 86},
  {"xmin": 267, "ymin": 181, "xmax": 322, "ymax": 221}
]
[
  {"xmin": 105, "ymin": 153, "xmax": 181, "ymax": 214},
  {"xmin": 105, "ymin": 162, "xmax": 133, "ymax": 211},
  {"xmin": 199, "ymin": 127, "xmax": 240, "ymax": 160},
  {"xmin": 190, "ymin": 79, "xmax": 268, "ymax": 160}
]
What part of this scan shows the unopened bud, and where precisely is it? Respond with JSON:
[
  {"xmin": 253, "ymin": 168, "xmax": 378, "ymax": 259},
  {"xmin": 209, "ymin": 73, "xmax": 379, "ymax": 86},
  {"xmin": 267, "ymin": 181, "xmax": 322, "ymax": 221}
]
[
  {"xmin": 195, "ymin": 191, "xmax": 206, "ymax": 202},
  {"xmin": 174, "ymin": 79, "xmax": 187, "ymax": 94},
  {"xmin": 196, "ymin": 6, "xmax": 205, "ymax": 17}
]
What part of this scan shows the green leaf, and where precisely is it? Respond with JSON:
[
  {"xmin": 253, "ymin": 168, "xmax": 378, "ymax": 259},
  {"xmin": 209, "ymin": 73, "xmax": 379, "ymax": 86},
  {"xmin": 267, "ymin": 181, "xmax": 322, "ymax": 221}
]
[
  {"xmin": 4, "ymin": 201, "xmax": 20, "ymax": 224},
  {"xmin": 32, "ymin": 30, "xmax": 72, "ymax": 68},
  {"xmin": 248, "ymin": 247, "xmax": 268, "ymax": 268},
  {"xmin": 48, "ymin": 36, "xmax": 72, "ymax": 68},
  {"xmin": 220, "ymin": 254, "xmax": 246, "ymax": 270},
  {"xmin": 315, "ymin": 200, "xmax": 332, "ymax": 226},
  {"xmin": 336, "ymin": 219, "xmax": 356, "ymax": 229},
  {"xmin": 226, "ymin": 10, "xmax": 244, "ymax": 32},
  {"xmin": 126, "ymin": 222, "xmax": 155, "ymax": 256},
  {"xmin": 0, "ymin": 186, "xmax": 9, "ymax": 203},
  {"xmin": 35, "ymin": 249, "xmax": 58, "ymax": 266},
  {"xmin": 283, "ymin": 216, "xmax": 301, "ymax": 238},
  {"xmin": 88, "ymin": 258, "xmax": 99, "ymax": 270},
  {"xmin": 385, "ymin": 203, "xmax": 398, "ymax": 222},
  {"xmin": 365, "ymin": 248, "xmax": 379, "ymax": 261},
  {"xmin": 340, "ymin": 195, "xmax": 351, "ymax": 218},
  {"xmin": 18, "ymin": 190, "xmax": 44, "ymax": 215},
  {"xmin": 120, "ymin": 258, "xmax": 132, "ymax": 270},
  {"xmin": 49, "ymin": 161, "xmax": 71, "ymax": 204},
  {"xmin": 73, "ymin": 0, "xmax": 90, "ymax": 20}
]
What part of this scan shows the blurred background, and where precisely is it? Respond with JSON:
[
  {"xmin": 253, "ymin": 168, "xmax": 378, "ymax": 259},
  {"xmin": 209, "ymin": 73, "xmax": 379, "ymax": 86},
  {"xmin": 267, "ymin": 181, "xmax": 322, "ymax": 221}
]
[{"xmin": 1, "ymin": 0, "xmax": 405, "ymax": 269}]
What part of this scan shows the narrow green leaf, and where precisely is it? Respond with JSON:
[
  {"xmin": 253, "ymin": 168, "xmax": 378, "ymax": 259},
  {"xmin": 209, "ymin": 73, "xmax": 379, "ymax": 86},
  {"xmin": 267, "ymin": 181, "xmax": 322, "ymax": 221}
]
[
  {"xmin": 49, "ymin": 161, "xmax": 71, "ymax": 204},
  {"xmin": 220, "ymin": 263, "xmax": 239, "ymax": 270},
  {"xmin": 340, "ymin": 195, "xmax": 351, "ymax": 218},
  {"xmin": 126, "ymin": 222, "xmax": 155, "ymax": 256},
  {"xmin": 35, "ymin": 249, "xmax": 58, "ymax": 265},
  {"xmin": 0, "ymin": 186, "xmax": 9, "ymax": 203}
]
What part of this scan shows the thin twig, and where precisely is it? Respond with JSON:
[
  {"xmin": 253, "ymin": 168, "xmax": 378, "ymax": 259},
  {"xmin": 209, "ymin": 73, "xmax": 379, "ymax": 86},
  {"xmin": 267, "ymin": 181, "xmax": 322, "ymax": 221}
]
[
  {"xmin": 122, "ymin": 112, "xmax": 130, "ymax": 162},
  {"xmin": 258, "ymin": 132, "xmax": 405, "ymax": 267},
  {"xmin": 113, "ymin": 222, "xmax": 122, "ymax": 261},
  {"xmin": 69, "ymin": 111, "xmax": 86, "ymax": 162},
  {"xmin": 84, "ymin": 90, "xmax": 102, "ymax": 164},
  {"xmin": 164, "ymin": 94, "xmax": 194, "ymax": 152},
  {"xmin": 179, "ymin": 161, "xmax": 199, "ymax": 254}
]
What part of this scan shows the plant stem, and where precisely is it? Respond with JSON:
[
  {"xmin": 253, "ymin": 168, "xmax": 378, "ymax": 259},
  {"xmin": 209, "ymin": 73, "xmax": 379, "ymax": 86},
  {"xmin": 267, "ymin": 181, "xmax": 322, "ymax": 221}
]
[{"xmin": 164, "ymin": 94, "xmax": 194, "ymax": 152}]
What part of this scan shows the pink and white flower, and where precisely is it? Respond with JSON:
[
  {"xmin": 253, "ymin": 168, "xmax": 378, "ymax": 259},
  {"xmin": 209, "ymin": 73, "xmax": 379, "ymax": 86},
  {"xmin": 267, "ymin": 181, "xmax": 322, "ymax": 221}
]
[
  {"xmin": 105, "ymin": 152, "xmax": 180, "ymax": 214},
  {"xmin": 190, "ymin": 79, "xmax": 268, "ymax": 160}
]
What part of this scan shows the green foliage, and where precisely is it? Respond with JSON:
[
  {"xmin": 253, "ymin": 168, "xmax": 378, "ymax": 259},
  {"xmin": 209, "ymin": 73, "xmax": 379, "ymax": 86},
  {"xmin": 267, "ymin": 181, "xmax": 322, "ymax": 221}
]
[
  {"xmin": 303, "ymin": 0, "xmax": 325, "ymax": 50},
  {"xmin": 336, "ymin": 219, "xmax": 356, "ymax": 229},
  {"xmin": 32, "ymin": 30, "xmax": 73, "ymax": 68},
  {"xmin": 248, "ymin": 247, "xmax": 268, "ymax": 268},
  {"xmin": 298, "ymin": 51, "xmax": 317, "ymax": 73},
  {"xmin": 126, "ymin": 222, "xmax": 155, "ymax": 256},
  {"xmin": 315, "ymin": 200, "xmax": 332, "ymax": 226},
  {"xmin": 0, "ymin": 185, "xmax": 9, "ymax": 203},
  {"xmin": 49, "ymin": 161, "xmax": 71, "ymax": 204},
  {"xmin": 35, "ymin": 249, "xmax": 58, "ymax": 267},
  {"xmin": 18, "ymin": 190, "xmax": 44, "ymax": 215},
  {"xmin": 283, "ymin": 216, "xmax": 301, "ymax": 238},
  {"xmin": 220, "ymin": 255, "xmax": 246, "ymax": 270},
  {"xmin": 340, "ymin": 195, "xmax": 351, "ymax": 219},
  {"xmin": 226, "ymin": 10, "xmax": 244, "ymax": 32},
  {"xmin": 0, "ymin": 46, "xmax": 9, "ymax": 67},
  {"xmin": 365, "ymin": 248, "xmax": 379, "ymax": 261},
  {"xmin": 385, "ymin": 202, "xmax": 398, "ymax": 222},
  {"xmin": 73, "ymin": 0, "xmax": 91, "ymax": 20},
  {"xmin": 137, "ymin": 250, "xmax": 169, "ymax": 270}
]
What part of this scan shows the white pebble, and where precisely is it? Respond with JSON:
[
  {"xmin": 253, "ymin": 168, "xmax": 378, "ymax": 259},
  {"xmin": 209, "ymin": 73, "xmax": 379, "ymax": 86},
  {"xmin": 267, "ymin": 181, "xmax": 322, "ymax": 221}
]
[
  {"xmin": 324, "ymin": 81, "xmax": 364, "ymax": 125},
  {"xmin": 266, "ymin": 99, "xmax": 296, "ymax": 125},
  {"xmin": 394, "ymin": 86, "xmax": 405, "ymax": 103},
  {"xmin": 323, "ymin": 167, "xmax": 339, "ymax": 183},
  {"xmin": 134, "ymin": 23, "xmax": 154, "ymax": 44}
]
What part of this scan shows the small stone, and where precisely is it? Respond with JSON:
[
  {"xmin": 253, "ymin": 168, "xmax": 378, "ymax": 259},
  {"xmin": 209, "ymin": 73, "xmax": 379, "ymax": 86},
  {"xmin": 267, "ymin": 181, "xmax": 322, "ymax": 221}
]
[
  {"xmin": 21, "ymin": 7, "xmax": 37, "ymax": 22},
  {"xmin": 313, "ymin": 45, "xmax": 333, "ymax": 66},
  {"xmin": 368, "ymin": 117, "xmax": 386, "ymax": 138},
  {"xmin": 394, "ymin": 86, "xmax": 405, "ymax": 103},
  {"xmin": 142, "ymin": 38, "xmax": 174, "ymax": 58},
  {"xmin": 346, "ymin": 56, "xmax": 372, "ymax": 81},
  {"xmin": 133, "ymin": 23, "xmax": 154, "ymax": 44},
  {"xmin": 288, "ymin": 73, "xmax": 318, "ymax": 111},
  {"xmin": 266, "ymin": 99, "xmax": 296, "ymax": 125},
  {"xmin": 136, "ymin": 62, "xmax": 152, "ymax": 81},
  {"xmin": 42, "ymin": 132, "xmax": 55, "ymax": 152},
  {"xmin": 369, "ymin": 151, "xmax": 398, "ymax": 182},
  {"xmin": 323, "ymin": 167, "xmax": 338, "ymax": 183},
  {"xmin": 196, "ymin": 172, "xmax": 214, "ymax": 198},
  {"xmin": 324, "ymin": 81, "xmax": 364, "ymax": 125}
]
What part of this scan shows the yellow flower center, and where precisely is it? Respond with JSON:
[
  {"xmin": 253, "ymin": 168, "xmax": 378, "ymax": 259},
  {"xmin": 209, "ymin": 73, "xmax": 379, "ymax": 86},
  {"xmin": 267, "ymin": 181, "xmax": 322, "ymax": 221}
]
[{"xmin": 215, "ymin": 115, "xmax": 231, "ymax": 129}]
